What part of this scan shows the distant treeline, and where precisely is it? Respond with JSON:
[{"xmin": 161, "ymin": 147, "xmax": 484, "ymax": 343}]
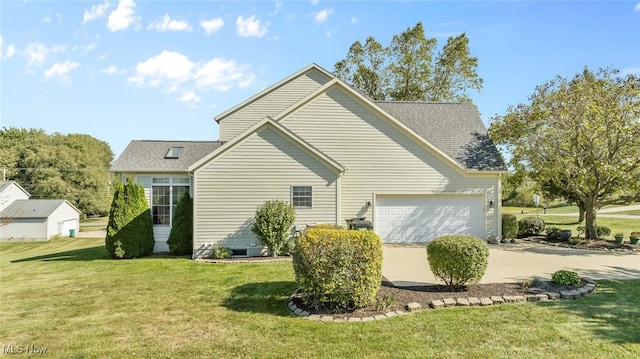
[{"xmin": 0, "ymin": 127, "xmax": 115, "ymax": 216}]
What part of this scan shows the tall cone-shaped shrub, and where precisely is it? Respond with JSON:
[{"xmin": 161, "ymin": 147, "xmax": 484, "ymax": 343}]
[
  {"xmin": 167, "ymin": 192, "xmax": 193, "ymax": 256},
  {"xmin": 105, "ymin": 178, "xmax": 154, "ymax": 259}
]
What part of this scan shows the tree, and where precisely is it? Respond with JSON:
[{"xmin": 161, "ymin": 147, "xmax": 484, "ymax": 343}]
[
  {"xmin": 490, "ymin": 67, "xmax": 640, "ymax": 239},
  {"xmin": 105, "ymin": 179, "xmax": 155, "ymax": 259},
  {"xmin": 0, "ymin": 127, "xmax": 114, "ymax": 216},
  {"xmin": 167, "ymin": 192, "xmax": 193, "ymax": 256},
  {"xmin": 333, "ymin": 22, "xmax": 482, "ymax": 102},
  {"xmin": 251, "ymin": 200, "xmax": 296, "ymax": 257}
]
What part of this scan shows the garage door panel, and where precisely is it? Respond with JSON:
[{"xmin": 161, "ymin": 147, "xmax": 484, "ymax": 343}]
[{"xmin": 375, "ymin": 196, "xmax": 484, "ymax": 243}]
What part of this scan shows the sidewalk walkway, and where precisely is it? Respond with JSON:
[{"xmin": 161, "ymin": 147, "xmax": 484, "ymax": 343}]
[{"xmin": 382, "ymin": 242, "xmax": 640, "ymax": 287}]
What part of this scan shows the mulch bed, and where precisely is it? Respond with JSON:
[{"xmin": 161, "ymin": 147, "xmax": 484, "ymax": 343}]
[
  {"xmin": 522, "ymin": 235, "xmax": 637, "ymax": 252},
  {"xmin": 290, "ymin": 278, "xmax": 585, "ymax": 319}
]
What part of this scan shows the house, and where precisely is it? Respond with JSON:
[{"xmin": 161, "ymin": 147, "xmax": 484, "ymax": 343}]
[
  {"xmin": 112, "ymin": 64, "xmax": 506, "ymax": 258},
  {"xmin": 0, "ymin": 199, "xmax": 81, "ymax": 241},
  {"xmin": 111, "ymin": 140, "xmax": 222, "ymax": 252},
  {"xmin": 0, "ymin": 181, "xmax": 30, "ymax": 212}
]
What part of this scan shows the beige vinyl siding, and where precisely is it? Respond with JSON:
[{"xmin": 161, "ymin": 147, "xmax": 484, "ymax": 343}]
[
  {"xmin": 193, "ymin": 127, "xmax": 339, "ymax": 258},
  {"xmin": 219, "ymin": 69, "xmax": 331, "ymax": 141},
  {"xmin": 280, "ymin": 87, "xmax": 499, "ymax": 237}
]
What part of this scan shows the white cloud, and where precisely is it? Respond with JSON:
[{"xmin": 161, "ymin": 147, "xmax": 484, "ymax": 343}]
[
  {"xmin": 107, "ymin": 0, "xmax": 139, "ymax": 32},
  {"xmin": 351, "ymin": 16, "xmax": 359, "ymax": 25},
  {"xmin": 43, "ymin": 15, "xmax": 52, "ymax": 23},
  {"xmin": 236, "ymin": 15, "xmax": 268, "ymax": 38},
  {"xmin": 200, "ymin": 18, "xmax": 224, "ymax": 35},
  {"xmin": 22, "ymin": 43, "xmax": 65, "ymax": 67},
  {"xmin": 84, "ymin": 0, "xmax": 111, "ymax": 23},
  {"xmin": 195, "ymin": 58, "xmax": 251, "ymax": 91},
  {"xmin": 271, "ymin": 0, "xmax": 283, "ymax": 16},
  {"xmin": 178, "ymin": 91, "xmax": 201, "ymax": 108},
  {"xmin": 44, "ymin": 60, "xmax": 79, "ymax": 80},
  {"xmin": 6, "ymin": 44, "xmax": 16, "ymax": 59},
  {"xmin": 148, "ymin": 14, "xmax": 193, "ymax": 32},
  {"xmin": 622, "ymin": 67, "xmax": 640, "ymax": 75},
  {"xmin": 635, "ymin": 3, "xmax": 640, "ymax": 12},
  {"xmin": 129, "ymin": 50, "xmax": 254, "ymax": 106},
  {"xmin": 310, "ymin": 0, "xmax": 320, "ymax": 5},
  {"xmin": 128, "ymin": 50, "xmax": 194, "ymax": 88},
  {"xmin": 99, "ymin": 65, "xmax": 125, "ymax": 75},
  {"xmin": 314, "ymin": 8, "xmax": 333, "ymax": 24}
]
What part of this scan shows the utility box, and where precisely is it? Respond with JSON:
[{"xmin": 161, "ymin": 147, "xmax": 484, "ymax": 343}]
[{"xmin": 346, "ymin": 217, "xmax": 372, "ymax": 231}]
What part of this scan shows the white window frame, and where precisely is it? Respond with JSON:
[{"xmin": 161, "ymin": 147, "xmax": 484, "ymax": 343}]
[
  {"xmin": 291, "ymin": 186, "xmax": 313, "ymax": 208},
  {"xmin": 151, "ymin": 177, "xmax": 191, "ymax": 226}
]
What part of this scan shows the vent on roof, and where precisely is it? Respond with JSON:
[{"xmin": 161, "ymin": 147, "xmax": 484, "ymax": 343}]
[{"xmin": 165, "ymin": 147, "xmax": 183, "ymax": 159}]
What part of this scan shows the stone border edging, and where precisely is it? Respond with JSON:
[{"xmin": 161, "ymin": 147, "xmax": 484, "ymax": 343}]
[
  {"xmin": 287, "ymin": 278, "xmax": 597, "ymax": 323},
  {"xmin": 195, "ymin": 257, "xmax": 292, "ymax": 264}
]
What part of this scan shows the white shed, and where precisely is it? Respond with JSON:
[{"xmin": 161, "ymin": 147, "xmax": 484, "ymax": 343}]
[{"xmin": 0, "ymin": 199, "xmax": 81, "ymax": 241}]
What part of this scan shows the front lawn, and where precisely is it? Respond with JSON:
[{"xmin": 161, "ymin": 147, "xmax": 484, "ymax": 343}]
[{"xmin": 1, "ymin": 238, "xmax": 639, "ymax": 358}]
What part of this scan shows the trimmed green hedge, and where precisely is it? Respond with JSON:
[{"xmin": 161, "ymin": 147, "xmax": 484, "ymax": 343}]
[
  {"xmin": 251, "ymin": 200, "xmax": 296, "ymax": 257},
  {"xmin": 517, "ymin": 217, "xmax": 546, "ymax": 237},
  {"xmin": 167, "ymin": 192, "xmax": 193, "ymax": 256},
  {"xmin": 426, "ymin": 235, "xmax": 489, "ymax": 288},
  {"xmin": 292, "ymin": 227, "xmax": 382, "ymax": 310},
  {"xmin": 502, "ymin": 214, "xmax": 518, "ymax": 239}
]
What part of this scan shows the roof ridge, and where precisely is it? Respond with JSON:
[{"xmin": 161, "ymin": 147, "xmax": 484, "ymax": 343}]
[{"xmin": 375, "ymin": 100, "xmax": 468, "ymax": 105}]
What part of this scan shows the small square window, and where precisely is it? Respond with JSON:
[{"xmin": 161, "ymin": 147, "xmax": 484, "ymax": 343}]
[
  {"xmin": 292, "ymin": 186, "xmax": 312, "ymax": 208},
  {"xmin": 165, "ymin": 147, "xmax": 183, "ymax": 159}
]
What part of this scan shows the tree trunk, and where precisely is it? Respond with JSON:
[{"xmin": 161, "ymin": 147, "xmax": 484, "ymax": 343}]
[
  {"xmin": 578, "ymin": 202, "xmax": 585, "ymax": 223},
  {"xmin": 584, "ymin": 201, "xmax": 598, "ymax": 240}
]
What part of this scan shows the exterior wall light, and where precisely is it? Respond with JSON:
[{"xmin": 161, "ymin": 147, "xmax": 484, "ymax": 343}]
[{"xmin": 489, "ymin": 200, "xmax": 494, "ymax": 209}]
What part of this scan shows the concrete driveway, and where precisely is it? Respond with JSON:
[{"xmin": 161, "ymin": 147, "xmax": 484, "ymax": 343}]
[{"xmin": 383, "ymin": 242, "xmax": 640, "ymax": 287}]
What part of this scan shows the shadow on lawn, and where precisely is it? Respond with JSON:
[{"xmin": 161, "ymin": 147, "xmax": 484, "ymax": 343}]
[
  {"xmin": 543, "ymin": 279, "xmax": 640, "ymax": 344},
  {"xmin": 11, "ymin": 246, "xmax": 110, "ymax": 262},
  {"xmin": 223, "ymin": 281, "xmax": 298, "ymax": 317}
]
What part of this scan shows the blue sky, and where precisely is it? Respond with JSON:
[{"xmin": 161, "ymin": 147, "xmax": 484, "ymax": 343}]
[{"xmin": 2, "ymin": 1, "xmax": 639, "ymax": 159}]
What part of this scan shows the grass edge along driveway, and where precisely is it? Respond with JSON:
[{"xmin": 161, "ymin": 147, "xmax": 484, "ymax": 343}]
[{"xmin": 1, "ymin": 238, "xmax": 639, "ymax": 358}]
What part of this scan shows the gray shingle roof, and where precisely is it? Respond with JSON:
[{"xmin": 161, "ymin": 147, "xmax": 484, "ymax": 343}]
[
  {"xmin": 0, "ymin": 199, "xmax": 76, "ymax": 218},
  {"xmin": 375, "ymin": 101, "xmax": 506, "ymax": 171},
  {"xmin": 111, "ymin": 140, "xmax": 223, "ymax": 172}
]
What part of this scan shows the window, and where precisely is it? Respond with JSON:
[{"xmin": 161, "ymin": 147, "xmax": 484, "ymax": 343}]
[
  {"xmin": 165, "ymin": 147, "xmax": 183, "ymax": 159},
  {"xmin": 291, "ymin": 186, "xmax": 312, "ymax": 208},
  {"xmin": 152, "ymin": 177, "xmax": 190, "ymax": 225}
]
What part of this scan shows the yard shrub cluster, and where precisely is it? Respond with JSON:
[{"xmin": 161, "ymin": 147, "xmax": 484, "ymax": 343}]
[
  {"xmin": 210, "ymin": 246, "xmax": 232, "ymax": 259},
  {"xmin": 251, "ymin": 200, "xmax": 296, "ymax": 257},
  {"xmin": 105, "ymin": 179, "xmax": 154, "ymax": 259},
  {"xmin": 517, "ymin": 217, "xmax": 545, "ymax": 237},
  {"xmin": 292, "ymin": 227, "xmax": 383, "ymax": 310},
  {"xmin": 426, "ymin": 235, "xmax": 489, "ymax": 288},
  {"xmin": 502, "ymin": 213, "xmax": 518, "ymax": 239},
  {"xmin": 576, "ymin": 225, "xmax": 611, "ymax": 238},
  {"xmin": 545, "ymin": 226, "xmax": 561, "ymax": 240},
  {"xmin": 167, "ymin": 192, "xmax": 193, "ymax": 256},
  {"xmin": 551, "ymin": 270, "xmax": 581, "ymax": 286}
]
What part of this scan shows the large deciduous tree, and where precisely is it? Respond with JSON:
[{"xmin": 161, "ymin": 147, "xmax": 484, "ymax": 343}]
[
  {"xmin": 490, "ymin": 67, "xmax": 640, "ymax": 239},
  {"xmin": 333, "ymin": 22, "xmax": 482, "ymax": 102}
]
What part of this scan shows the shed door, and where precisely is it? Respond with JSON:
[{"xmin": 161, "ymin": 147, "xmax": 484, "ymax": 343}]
[
  {"xmin": 375, "ymin": 196, "xmax": 484, "ymax": 243},
  {"xmin": 60, "ymin": 220, "xmax": 78, "ymax": 237}
]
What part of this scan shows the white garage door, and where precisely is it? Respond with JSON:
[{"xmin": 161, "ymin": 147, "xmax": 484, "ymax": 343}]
[
  {"xmin": 60, "ymin": 219, "xmax": 78, "ymax": 237},
  {"xmin": 375, "ymin": 196, "xmax": 484, "ymax": 243}
]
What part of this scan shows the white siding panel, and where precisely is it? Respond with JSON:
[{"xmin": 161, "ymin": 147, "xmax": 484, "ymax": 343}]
[
  {"xmin": 219, "ymin": 69, "xmax": 331, "ymax": 141},
  {"xmin": 1, "ymin": 219, "xmax": 48, "ymax": 241},
  {"xmin": 193, "ymin": 127, "xmax": 338, "ymax": 257},
  {"xmin": 281, "ymin": 88, "xmax": 499, "ymax": 237}
]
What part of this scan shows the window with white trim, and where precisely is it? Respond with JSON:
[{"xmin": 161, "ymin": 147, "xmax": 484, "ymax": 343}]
[
  {"xmin": 291, "ymin": 186, "xmax": 312, "ymax": 208},
  {"xmin": 152, "ymin": 177, "xmax": 190, "ymax": 225}
]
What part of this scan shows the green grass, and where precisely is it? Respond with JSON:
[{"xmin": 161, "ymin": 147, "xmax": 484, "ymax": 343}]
[
  {"xmin": 79, "ymin": 217, "xmax": 108, "ymax": 232},
  {"xmin": 2, "ymin": 238, "xmax": 640, "ymax": 358},
  {"xmin": 504, "ymin": 206, "xmax": 640, "ymax": 238}
]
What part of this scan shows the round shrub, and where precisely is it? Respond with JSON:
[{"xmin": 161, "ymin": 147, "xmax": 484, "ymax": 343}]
[
  {"xmin": 551, "ymin": 270, "xmax": 581, "ymax": 286},
  {"xmin": 517, "ymin": 217, "xmax": 546, "ymax": 237},
  {"xmin": 545, "ymin": 226, "xmax": 561, "ymax": 240},
  {"xmin": 292, "ymin": 227, "xmax": 382, "ymax": 310},
  {"xmin": 210, "ymin": 246, "xmax": 232, "ymax": 259},
  {"xmin": 251, "ymin": 200, "xmax": 296, "ymax": 257},
  {"xmin": 426, "ymin": 235, "xmax": 489, "ymax": 289},
  {"xmin": 502, "ymin": 214, "xmax": 518, "ymax": 239}
]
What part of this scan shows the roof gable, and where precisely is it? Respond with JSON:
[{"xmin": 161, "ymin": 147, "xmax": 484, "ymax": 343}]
[
  {"xmin": 215, "ymin": 63, "xmax": 334, "ymax": 123},
  {"xmin": 111, "ymin": 140, "xmax": 223, "ymax": 173},
  {"xmin": 273, "ymin": 79, "xmax": 503, "ymax": 173},
  {"xmin": 189, "ymin": 117, "xmax": 344, "ymax": 174},
  {"xmin": 0, "ymin": 181, "xmax": 30, "ymax": 197}
]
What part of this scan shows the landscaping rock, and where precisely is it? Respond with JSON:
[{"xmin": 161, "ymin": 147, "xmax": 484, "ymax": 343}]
[
  {"xmin": 456, "ymin": 298, "xmax": 470, "ymax": 306},
  {"xmin": 307, "ymin": 314, "xmax": 321, "ymax": 321},
  {"xmin": 443, "ymin": 298, "xmax": 457, "ymax": 307},
  {"xmin": 406, "ymin": 302, "xmax": 422, "ymax": 312},
  {"xmin": 535, "ymin": 294, "xmax": 549, "ymax": 301},
  {"xmin": 502, "ymin": 296, "xmax": 516, "ymax": 303},
  {"xmin": 560, "ymin": 290, "xmax": 579, "ymax": 299},
  {"xmin": 480, "ymin": 297, "xmax": 493, "ymax": 306},
  {"xmin": 490, "ymin": 296, "xmax": 505, "ymax": 304},
  {"xmin": 429, "ymin": 300, "xmax": 445, "ymax": 309},
  {"xmin": 525, "ymin": 294, "xmax": 538, "ymax": 302},
  {"xmin": 468, "ymin": 297, "xmax": 481, "ymax": 306},
  {"xmin": 514, "ymin": 296, "xmax": 526, "ymax": 302},
  {"xmin": 546, "ymin": 292, "xmax": 561, "ymax": 300}
]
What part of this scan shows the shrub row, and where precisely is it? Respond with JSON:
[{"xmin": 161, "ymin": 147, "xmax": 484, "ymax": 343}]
[
  {"xmin": 517, "ymin": 217, "xmax": 546, "ymax": 237},
  {"xmin": 292, "ymin": 227, "xmax": 382, "ymax": 310}
]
